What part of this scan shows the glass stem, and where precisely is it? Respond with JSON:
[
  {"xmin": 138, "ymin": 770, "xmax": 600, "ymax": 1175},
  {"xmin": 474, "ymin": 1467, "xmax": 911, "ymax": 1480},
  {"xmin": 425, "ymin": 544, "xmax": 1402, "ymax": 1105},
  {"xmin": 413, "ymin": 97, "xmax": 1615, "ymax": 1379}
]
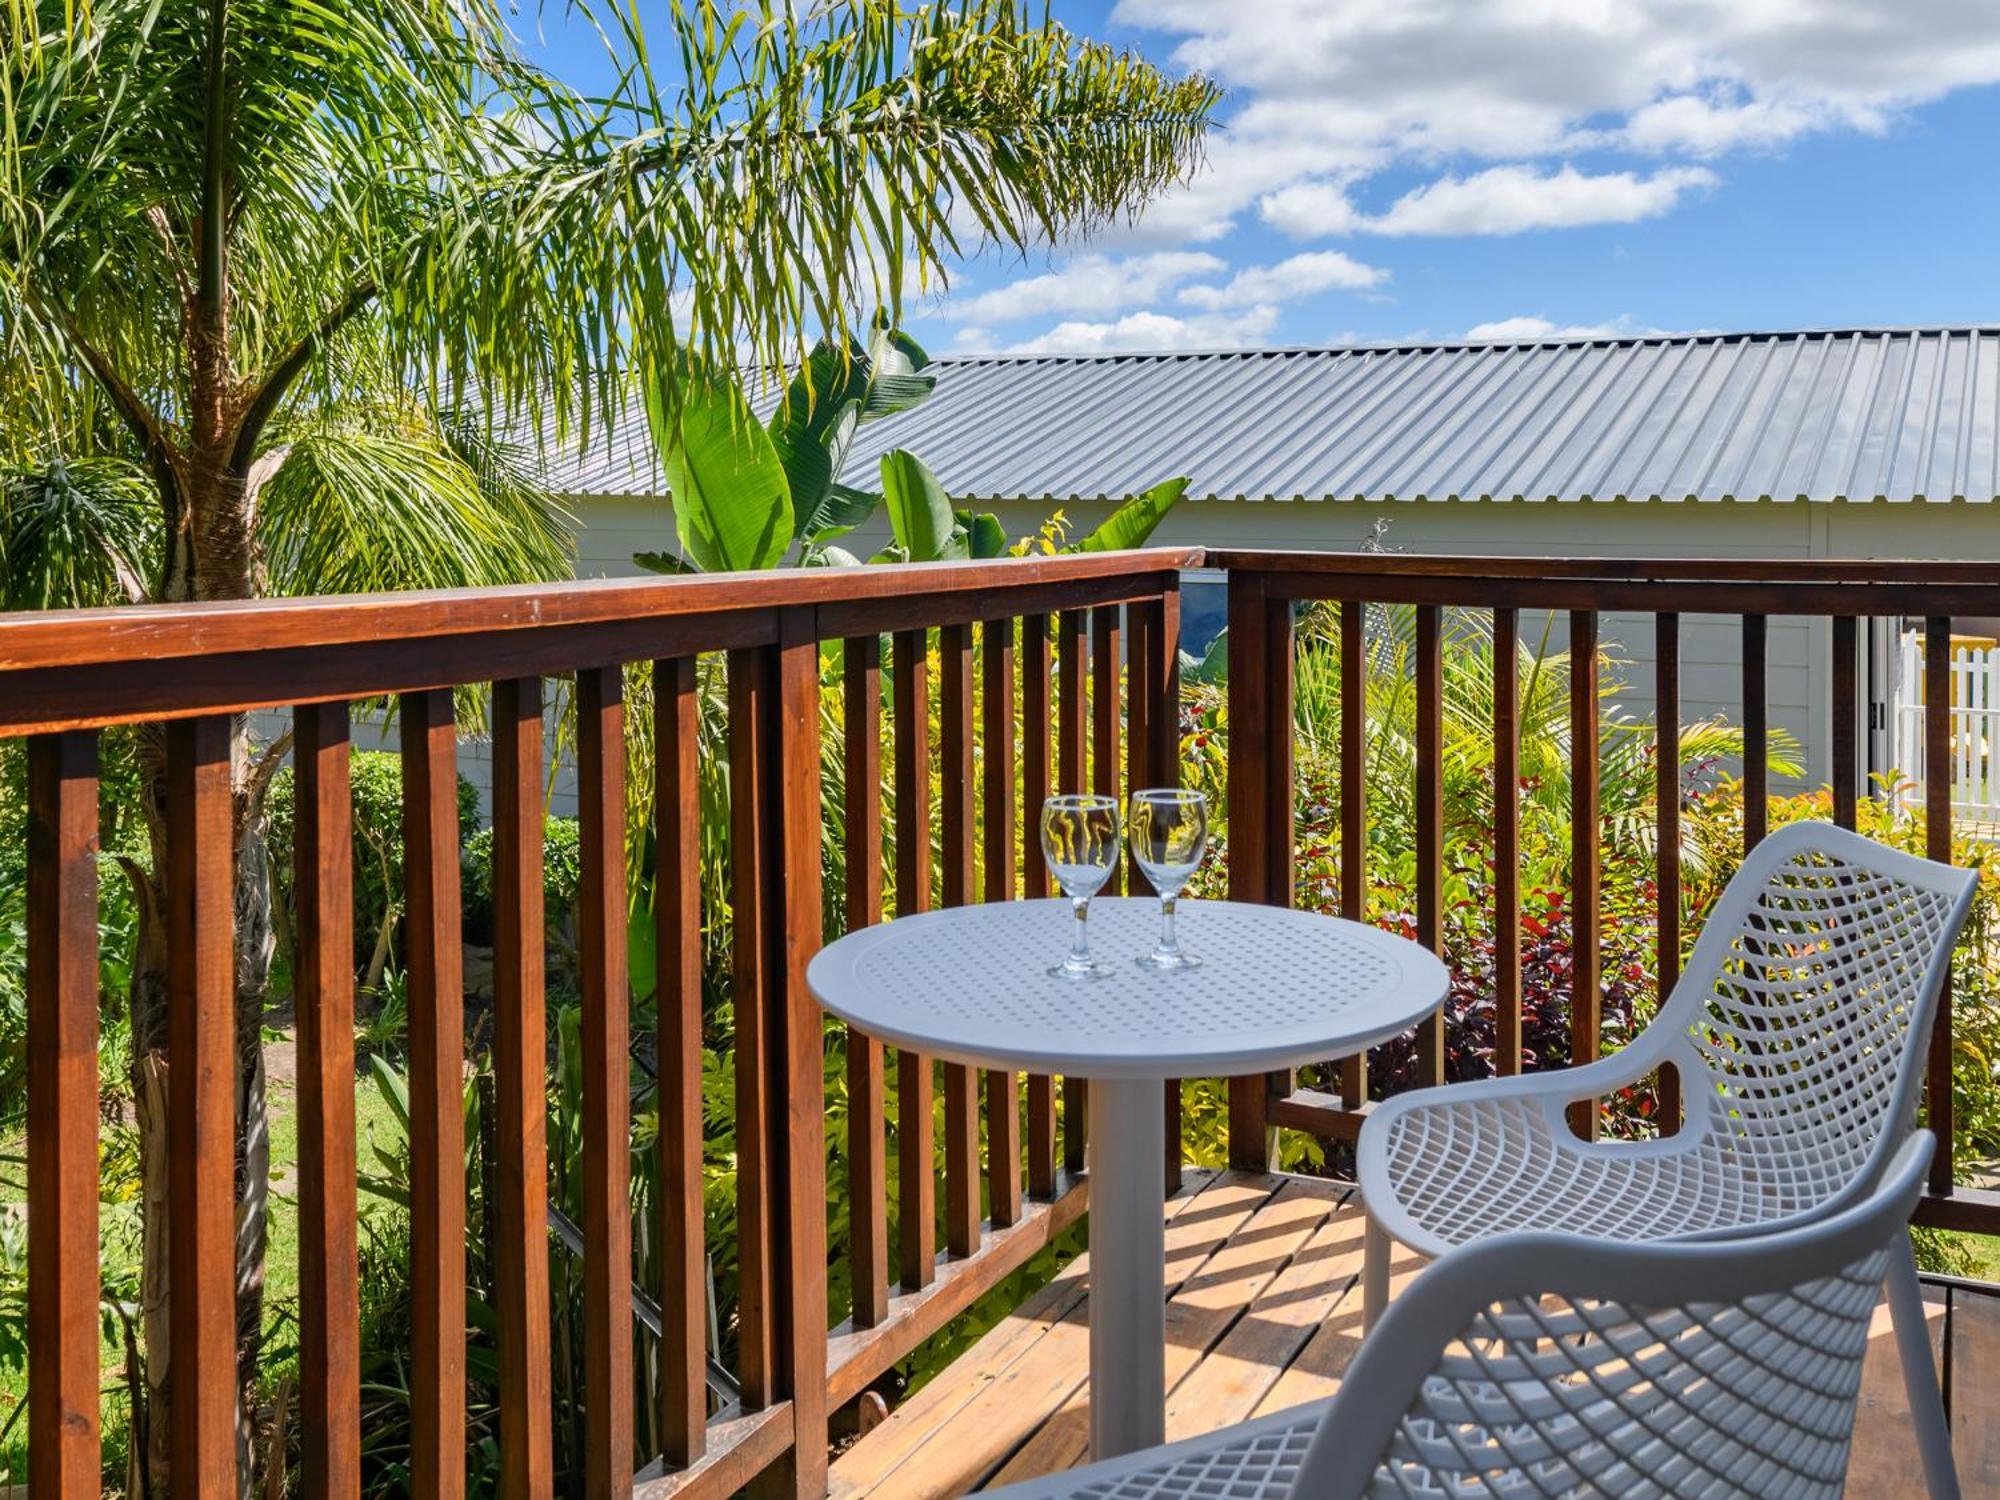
[
  {"xmin": 1159, "ymin": 892, "xmax": 1179, "ymax": 955},
  {"xmin": 1070, "ymin": 895, "xmax": 1093, "ymax": 966}
]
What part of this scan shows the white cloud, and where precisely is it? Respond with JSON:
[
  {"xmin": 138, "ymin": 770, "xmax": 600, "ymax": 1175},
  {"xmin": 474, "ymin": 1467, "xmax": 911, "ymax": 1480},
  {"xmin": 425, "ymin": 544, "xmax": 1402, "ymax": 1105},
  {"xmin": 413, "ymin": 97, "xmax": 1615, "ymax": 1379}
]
[
  {"xmin": 1364, "ymin": 164, "xmax": 1717, "ymax": 237},
  {"xmin": 943, "ymin": 252, "xmax": 1224, "ymax": 325},
  {"xmin": 1106, "ymin": 0, "xmax": 2000, "ymax": 239},
  {"xmin": 1258, "ymin": 180, "xmax": 1363, "ymax": 239},
  {"xmin": 1463, "ymin": 315, "xmax": 1675, "ymax": 342},
  {"xmin": 1622, "ymin": 91, "xmax": 1842, "ymax": 156},
  {"xmin": 1005, "ymin": 306, "xmax": 1282, "ymax": 355},
  {"xmin": 1178, "ymin": 251, "xmax": 1387, "ymax": 309},
  {"xmin": 917, "ymin": 1, "xmax": 2000, "ymax": 352}
]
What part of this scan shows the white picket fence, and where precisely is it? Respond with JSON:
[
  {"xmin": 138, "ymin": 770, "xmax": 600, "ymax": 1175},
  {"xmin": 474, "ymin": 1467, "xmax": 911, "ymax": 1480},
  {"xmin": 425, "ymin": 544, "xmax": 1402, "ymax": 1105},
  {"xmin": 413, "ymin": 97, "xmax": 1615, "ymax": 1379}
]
[{"xmin": 1891, "ymin": 631, "xmax": 2000, "ymax": 824}]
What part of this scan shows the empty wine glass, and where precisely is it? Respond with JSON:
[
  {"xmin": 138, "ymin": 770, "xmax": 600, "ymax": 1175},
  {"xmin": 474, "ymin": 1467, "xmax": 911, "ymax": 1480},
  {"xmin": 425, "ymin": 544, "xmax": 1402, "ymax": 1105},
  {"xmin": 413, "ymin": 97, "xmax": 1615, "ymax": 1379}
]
[
  {"xmin": 1128, "ymin": 788, "xmax": 1209, "ymax": 970},
  {"xmin": 1040, "ymin": 793, "xmax": 1122, "ymax": 979}
]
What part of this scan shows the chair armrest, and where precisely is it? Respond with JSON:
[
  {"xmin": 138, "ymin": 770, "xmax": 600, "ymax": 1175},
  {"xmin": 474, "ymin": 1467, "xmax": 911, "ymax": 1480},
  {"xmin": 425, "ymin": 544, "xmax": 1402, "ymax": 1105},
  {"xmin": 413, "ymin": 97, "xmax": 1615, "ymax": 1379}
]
[
  {"xmin": 1367, "ymin": 1039, "xmax": 1670, "ymax": 1127},
  {"xmin": 1356, "ymin": 1038, "xmax": 1692, "ymax": 1255}
]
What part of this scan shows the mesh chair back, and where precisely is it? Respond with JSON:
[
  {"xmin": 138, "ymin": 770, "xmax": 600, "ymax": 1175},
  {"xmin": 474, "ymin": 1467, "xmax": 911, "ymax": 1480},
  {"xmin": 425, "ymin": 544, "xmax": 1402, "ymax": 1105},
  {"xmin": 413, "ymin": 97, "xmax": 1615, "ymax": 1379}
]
[
  {"xmin": 1662, "ymin": 823, "xmax": 1973, "ymax": 1222},
  {"xmin": 1296, "ymin": 1135, "xmax": 1933, "ymax": 1499}
]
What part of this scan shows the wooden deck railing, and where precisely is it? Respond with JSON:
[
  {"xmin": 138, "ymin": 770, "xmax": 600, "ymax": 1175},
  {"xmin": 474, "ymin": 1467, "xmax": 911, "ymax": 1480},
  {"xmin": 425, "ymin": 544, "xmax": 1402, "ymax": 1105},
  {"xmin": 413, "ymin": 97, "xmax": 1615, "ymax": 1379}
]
[
  {"xmin": 9, "ymin": 546, "xmax": 2000, "ymax": 1497},
  {"xmin": 5, "ymin": 550, "xmax": 1191, "ymax": 1499},
  {"xmin": 1213, "ymin": 551, "xmax": 2000, "ymax": 1233}
]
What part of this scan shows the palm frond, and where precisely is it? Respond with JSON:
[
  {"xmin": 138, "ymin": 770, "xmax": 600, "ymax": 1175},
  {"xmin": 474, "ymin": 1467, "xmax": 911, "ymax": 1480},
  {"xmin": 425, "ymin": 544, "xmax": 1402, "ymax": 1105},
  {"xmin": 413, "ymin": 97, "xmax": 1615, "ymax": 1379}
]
[
  {"xmin": 0, "ymin": 454, "xmax": 156, "ymax": 608},
  {"xmin": 256, "ymin": 399, "xmax": 574, "ymax": 597}
]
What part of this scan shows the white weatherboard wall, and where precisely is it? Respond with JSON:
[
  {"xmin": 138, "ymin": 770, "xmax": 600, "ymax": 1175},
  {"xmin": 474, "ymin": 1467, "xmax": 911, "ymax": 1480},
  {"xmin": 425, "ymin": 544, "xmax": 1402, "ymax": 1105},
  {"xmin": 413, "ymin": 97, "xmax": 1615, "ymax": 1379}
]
[
  {"xmin": 570, "ymin": 492, "xmax": 676, "ymax": 580},
  {"xmin": 345, "ymin": 488, "xmax": 2000, "ymax": 814}
]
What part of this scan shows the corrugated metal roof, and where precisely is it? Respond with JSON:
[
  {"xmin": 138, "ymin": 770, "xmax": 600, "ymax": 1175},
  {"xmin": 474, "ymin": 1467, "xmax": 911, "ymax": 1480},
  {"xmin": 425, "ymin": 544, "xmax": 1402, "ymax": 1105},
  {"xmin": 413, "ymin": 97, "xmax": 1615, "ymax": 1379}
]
[
  {"xmin": 548, "ymin": 404, "xmax": 664, "ymax": 498},
  {"xmin": 546, "ymin": 327, "xmax": 2000, "ymax": 503}
]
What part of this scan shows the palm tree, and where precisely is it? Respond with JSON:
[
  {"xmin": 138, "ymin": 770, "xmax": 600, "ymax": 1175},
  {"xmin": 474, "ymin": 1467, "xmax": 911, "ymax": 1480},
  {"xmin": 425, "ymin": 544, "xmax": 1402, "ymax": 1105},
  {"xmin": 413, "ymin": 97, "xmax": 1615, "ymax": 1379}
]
[{"xmin": 0, "ymin": 1, "xmax": 1218, "ymax": 1487}]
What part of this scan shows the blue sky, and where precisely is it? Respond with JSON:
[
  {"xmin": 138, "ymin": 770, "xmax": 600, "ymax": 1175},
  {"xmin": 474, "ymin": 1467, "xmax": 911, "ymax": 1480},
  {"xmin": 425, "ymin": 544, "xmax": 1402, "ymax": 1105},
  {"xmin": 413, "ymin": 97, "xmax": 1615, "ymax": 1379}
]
[{"xmin": 523, "ymin": 2, "xmax": 2000, "ymax": 355}]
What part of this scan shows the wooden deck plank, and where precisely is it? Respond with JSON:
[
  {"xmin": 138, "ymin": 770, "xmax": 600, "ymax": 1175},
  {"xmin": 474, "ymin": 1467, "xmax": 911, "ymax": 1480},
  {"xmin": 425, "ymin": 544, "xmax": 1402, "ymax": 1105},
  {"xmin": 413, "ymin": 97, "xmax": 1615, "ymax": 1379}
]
[
  {"xmin": 1248, "ymin": 1230, "xmax": 1427, "ymax": 1418},
  {"xmin": 833, "ymin": 1176, "xmax": 1984, "ymax": 1498},
  {"xmin": 1161, "ymin": 1196, "xmax": 1366, "ymax": 1436},
  {"xmin": 830, "ymin": 1171, "xmax": 1213, "ymax": 1481},
  {"xmin": 1954, "ymin": 1284, "xmax": 2000, "ymax": 1497},
  {"xmin": 830, "ymin": 1172, "xmax": 1281, "ymax": 1498},
  {"xmin": 1847, "ymin": 1276, "xmax": 1945, "ymax": 1498},
  {"xmin": 986, "ymin": 1179, "xmax": 1344, "ymax": 1487}
]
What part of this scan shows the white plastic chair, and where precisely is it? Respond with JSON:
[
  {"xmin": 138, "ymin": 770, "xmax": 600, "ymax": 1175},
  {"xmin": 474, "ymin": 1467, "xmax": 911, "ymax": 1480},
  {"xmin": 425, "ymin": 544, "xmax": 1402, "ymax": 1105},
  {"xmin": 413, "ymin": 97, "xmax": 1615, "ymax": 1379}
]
[
  {"xmin": 980, "ymin": 1133, "xmax": 1935, "ymax": 1499},
  {"xmin": 1356, "ymin": 820, "xmax": 1976, "ymax": 1500}
]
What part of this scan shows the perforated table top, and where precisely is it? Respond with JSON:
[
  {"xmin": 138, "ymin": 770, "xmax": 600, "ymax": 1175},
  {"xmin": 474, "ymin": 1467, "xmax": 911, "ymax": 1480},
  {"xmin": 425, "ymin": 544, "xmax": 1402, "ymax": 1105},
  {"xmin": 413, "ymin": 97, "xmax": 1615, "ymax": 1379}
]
[{"xmin": 806, "ymin": 898, "xmax": 1449, "ymax": 1080}]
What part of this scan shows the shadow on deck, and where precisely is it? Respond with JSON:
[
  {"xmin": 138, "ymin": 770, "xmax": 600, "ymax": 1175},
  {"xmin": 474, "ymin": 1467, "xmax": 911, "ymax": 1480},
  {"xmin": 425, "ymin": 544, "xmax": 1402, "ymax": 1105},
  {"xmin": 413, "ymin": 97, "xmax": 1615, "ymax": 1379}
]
[{"xmin": 829, "ymin": 1169, "xmax": 2000, "ymax": 1498}]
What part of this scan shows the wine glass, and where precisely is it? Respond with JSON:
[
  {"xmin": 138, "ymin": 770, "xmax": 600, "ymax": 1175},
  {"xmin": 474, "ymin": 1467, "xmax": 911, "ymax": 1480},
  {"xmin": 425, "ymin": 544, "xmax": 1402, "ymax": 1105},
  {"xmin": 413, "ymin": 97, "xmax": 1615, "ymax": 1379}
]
[
  {"xmin": 1040, "ymin": 793, "xmax": 1122, "ymax": 979},
  {"xmin": 1127, "ymin": 788, "xmax": 1209, "ymax": 970}
]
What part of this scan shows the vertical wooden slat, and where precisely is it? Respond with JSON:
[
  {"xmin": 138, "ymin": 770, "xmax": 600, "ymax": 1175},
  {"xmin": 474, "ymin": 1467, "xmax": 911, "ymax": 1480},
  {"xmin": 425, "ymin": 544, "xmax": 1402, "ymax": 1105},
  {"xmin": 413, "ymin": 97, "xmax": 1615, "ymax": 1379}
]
[
  {"xmin": 1833, "ymin": 614, "xmax": 1860, "ymax": 830},
  {"xmin": 939, "ymin": 622, "xmax": 977, "ymax": 911},
  {"xmin": 1021, "ymin": 614, "xmax": 1058, "ymax": 1199},
  {"xmin": 1131, "ymin": 589, "xmax": 1185, "ymax": 1191},
  {"xmin": 731, "ymin": 648, "xmax": 780, "ymax": 1398},
  {"xmin": 26, "ymin": 731, "xmax": 100, "ymax": 1500},
  {"xmin": 1057, "ymin": 611, "xmax": 1089, "ymax": 1175},
  {"xmin": 1569, "ymin": 613, "xmax": 1602, "ymax": 1141},
  {"xmin": 491, "ymin": 683, "xmax": 554, "ymax": 1494},
  {"xmin": 166, "ymin": 715, "xmax": 239, "ymax": 1495},
  {"xmin": 769, "ymin": 609, "xmax": 831, "ymax": 1497},
  {"xmin": 578, "ymin": 666, "xmax": 634, "ymax": 1498},
  {"xmin": 1743, "ymin": 614, "xmax": 1769, "ymax": 851},
  {"xmin": 1225, "ymin": 577, "xmax": 1292, "ymax": 1170},
  {"xmin": 494, "ymin": 688, "xmax": 560, "ymax": 1496},
  {"xmin": 1259, "ymin": 592, "xmax": 1299, "ymax": 1130},
  {"xmin": 1057, "ymin": 610, "xmax": 1088, "ymax": 797},
  {"xmin": 1926, "ymin": 615, "xmax": 1955, "ymax": 1195},
  {"xmin": 1091, "ymin": 604, "xmax": 1124, "ymax": 894},
  {"xmin": 1413, "ymin": 605, "xmax": 1446, "ymax": 1088},
  {"xmin": 842, "ymin": 639, "xmax": 889, "ymax": 1328},
  {"xmin": 1654, "ymin": 617, "xmax": 1683, "ymax": 1135},
  {"xmin": 1262, "ymin": 595, "xmax": 1298, "ymax": 907},
  {"xmin": 939, "ymin": 623, "xmax": 982, "ymax": 1259},
  {"xmin": 294, "ymin": 705, "xmax": 362, "ymax": 1498},
  {"xmin": 982, "ymin": 618, "xmax": 1023, "ymax": 1230},
  {"xmin": 891, "ymin": 628, "xmax": 936, "ymax": 1289},
  {"xmin": 657, "ymin": 658, "xmax": 710, "ymax": 1457},
  {"xmin": 401, "ymin": 689, "xmax": 466, "ymax": 1497},
  {"xmin": 1337, "ymin": 600, "xmax": 1368, "ymax": 1106},
  {"xmin": 1492, "ymin": 609, "xmax": 1522, "ymax": 1078},
  {"xmin": 1127, "ymin": 601, "xmax": 1155, "ymax": 892}
]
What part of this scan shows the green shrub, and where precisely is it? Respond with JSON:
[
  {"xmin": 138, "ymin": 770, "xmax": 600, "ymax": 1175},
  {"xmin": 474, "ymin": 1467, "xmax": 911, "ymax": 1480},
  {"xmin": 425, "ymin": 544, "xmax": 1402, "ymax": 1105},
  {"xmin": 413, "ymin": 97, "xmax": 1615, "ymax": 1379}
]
[{"xmin": 461, "ymin": 815, "xmax": 584, "ymax": 947}]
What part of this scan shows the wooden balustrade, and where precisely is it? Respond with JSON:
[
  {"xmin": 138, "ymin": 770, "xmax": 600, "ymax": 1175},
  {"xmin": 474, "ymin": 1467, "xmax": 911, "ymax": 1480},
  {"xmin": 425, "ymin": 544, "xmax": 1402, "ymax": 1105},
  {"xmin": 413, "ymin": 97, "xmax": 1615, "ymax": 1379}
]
[
  {"xmin": 2, "ymin": 551, "xmax": 1183, "ymax": 1497},
  {"xmin": 10, "ymin": 545, "xmax": 2000, "ymax": 1496},
  {"xmin": 1208, "ymin": 550, "xmax": 1998, "ymax": 1238}
]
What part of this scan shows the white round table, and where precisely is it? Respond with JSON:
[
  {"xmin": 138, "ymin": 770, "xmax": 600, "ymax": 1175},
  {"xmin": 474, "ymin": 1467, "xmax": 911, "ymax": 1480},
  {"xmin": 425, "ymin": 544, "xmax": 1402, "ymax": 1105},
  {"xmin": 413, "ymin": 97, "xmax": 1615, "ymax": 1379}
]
[{"xmin": 806, "ymin": 896, "xmax": 1450, "ymax": 1461}]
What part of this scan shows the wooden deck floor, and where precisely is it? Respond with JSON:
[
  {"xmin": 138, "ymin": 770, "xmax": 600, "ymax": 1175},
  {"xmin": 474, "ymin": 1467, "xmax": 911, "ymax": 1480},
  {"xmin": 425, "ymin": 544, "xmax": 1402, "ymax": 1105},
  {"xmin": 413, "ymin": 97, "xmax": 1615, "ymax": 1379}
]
[{"xmin": 830, "ymin": 1168, "xmax": 2000, "ymax": 1498}]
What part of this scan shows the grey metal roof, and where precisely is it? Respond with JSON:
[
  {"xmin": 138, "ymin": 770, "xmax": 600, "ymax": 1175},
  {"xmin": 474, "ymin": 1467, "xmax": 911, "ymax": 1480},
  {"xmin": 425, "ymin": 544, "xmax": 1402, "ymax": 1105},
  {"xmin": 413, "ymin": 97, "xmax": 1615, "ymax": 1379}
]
[
  {"xmin": 546, "ymin": 401, "xmax": 664, "ymax": 498},
  {"xmin": 547, "ymin": 327, "xmax": 2000, "ymax": 504}
]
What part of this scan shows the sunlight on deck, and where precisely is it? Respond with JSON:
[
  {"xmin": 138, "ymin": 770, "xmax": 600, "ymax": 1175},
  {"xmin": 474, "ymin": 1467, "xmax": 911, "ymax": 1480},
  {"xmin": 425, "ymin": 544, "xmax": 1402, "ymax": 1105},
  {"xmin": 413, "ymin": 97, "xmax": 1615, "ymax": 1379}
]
[{"xmin": 831, "ymin": 1170, "xmax": 1998, "ymax": 1498}]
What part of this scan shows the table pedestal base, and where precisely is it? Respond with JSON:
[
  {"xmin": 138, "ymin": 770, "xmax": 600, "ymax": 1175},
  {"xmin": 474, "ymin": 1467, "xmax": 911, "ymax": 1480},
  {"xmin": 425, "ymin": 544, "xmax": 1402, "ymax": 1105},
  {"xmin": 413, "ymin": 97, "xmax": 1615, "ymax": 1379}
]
[{"xmin": 1086, "ymin": 1075, "xmax": 1167, "ymax": 1461}]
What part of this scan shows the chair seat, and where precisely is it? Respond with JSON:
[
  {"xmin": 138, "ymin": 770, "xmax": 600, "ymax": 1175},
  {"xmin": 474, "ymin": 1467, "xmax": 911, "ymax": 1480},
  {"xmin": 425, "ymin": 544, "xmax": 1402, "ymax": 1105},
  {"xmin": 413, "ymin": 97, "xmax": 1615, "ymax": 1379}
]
[
  {"xmin": 1366, "ymin": 1092, "xmax": 1813, "ymax": 1256},
  {"xmin": 977, "ymin": 1403, "xmax": 1325, "ymax": 1499}
]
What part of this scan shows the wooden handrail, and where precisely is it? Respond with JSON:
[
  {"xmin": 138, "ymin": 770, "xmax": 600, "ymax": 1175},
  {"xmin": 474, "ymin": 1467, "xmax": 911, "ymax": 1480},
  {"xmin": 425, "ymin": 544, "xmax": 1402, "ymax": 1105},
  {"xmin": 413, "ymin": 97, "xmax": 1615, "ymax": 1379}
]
[
  {"xmin": 1210, "ymin": 548, "xmax": 2000, "ymax": 583},
  {"xmin": 0, "ymin": 549, "xmax": 1204, "ymax": 672}
]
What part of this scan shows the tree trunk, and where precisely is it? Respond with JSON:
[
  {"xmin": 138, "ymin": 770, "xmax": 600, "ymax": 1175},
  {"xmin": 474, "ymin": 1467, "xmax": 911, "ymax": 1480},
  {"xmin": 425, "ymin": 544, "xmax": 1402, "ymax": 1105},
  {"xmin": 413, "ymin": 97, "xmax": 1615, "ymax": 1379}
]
[{"xmin": 128, "ymin": 449, "xmax": 279, "ymax": 1500}]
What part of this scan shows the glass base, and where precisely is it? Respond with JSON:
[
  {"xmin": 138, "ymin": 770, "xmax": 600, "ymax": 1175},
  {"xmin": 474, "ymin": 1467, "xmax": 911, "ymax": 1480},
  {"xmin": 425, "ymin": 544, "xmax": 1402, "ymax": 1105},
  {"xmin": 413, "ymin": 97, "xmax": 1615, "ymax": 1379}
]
[
  {"xmin": 1135, "ymin": 949, "xmax": 1202, "ymax": 972},
  {"xmin": 1049, "ymin": 957, "xmax": 1117, "ymax": 980}
]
